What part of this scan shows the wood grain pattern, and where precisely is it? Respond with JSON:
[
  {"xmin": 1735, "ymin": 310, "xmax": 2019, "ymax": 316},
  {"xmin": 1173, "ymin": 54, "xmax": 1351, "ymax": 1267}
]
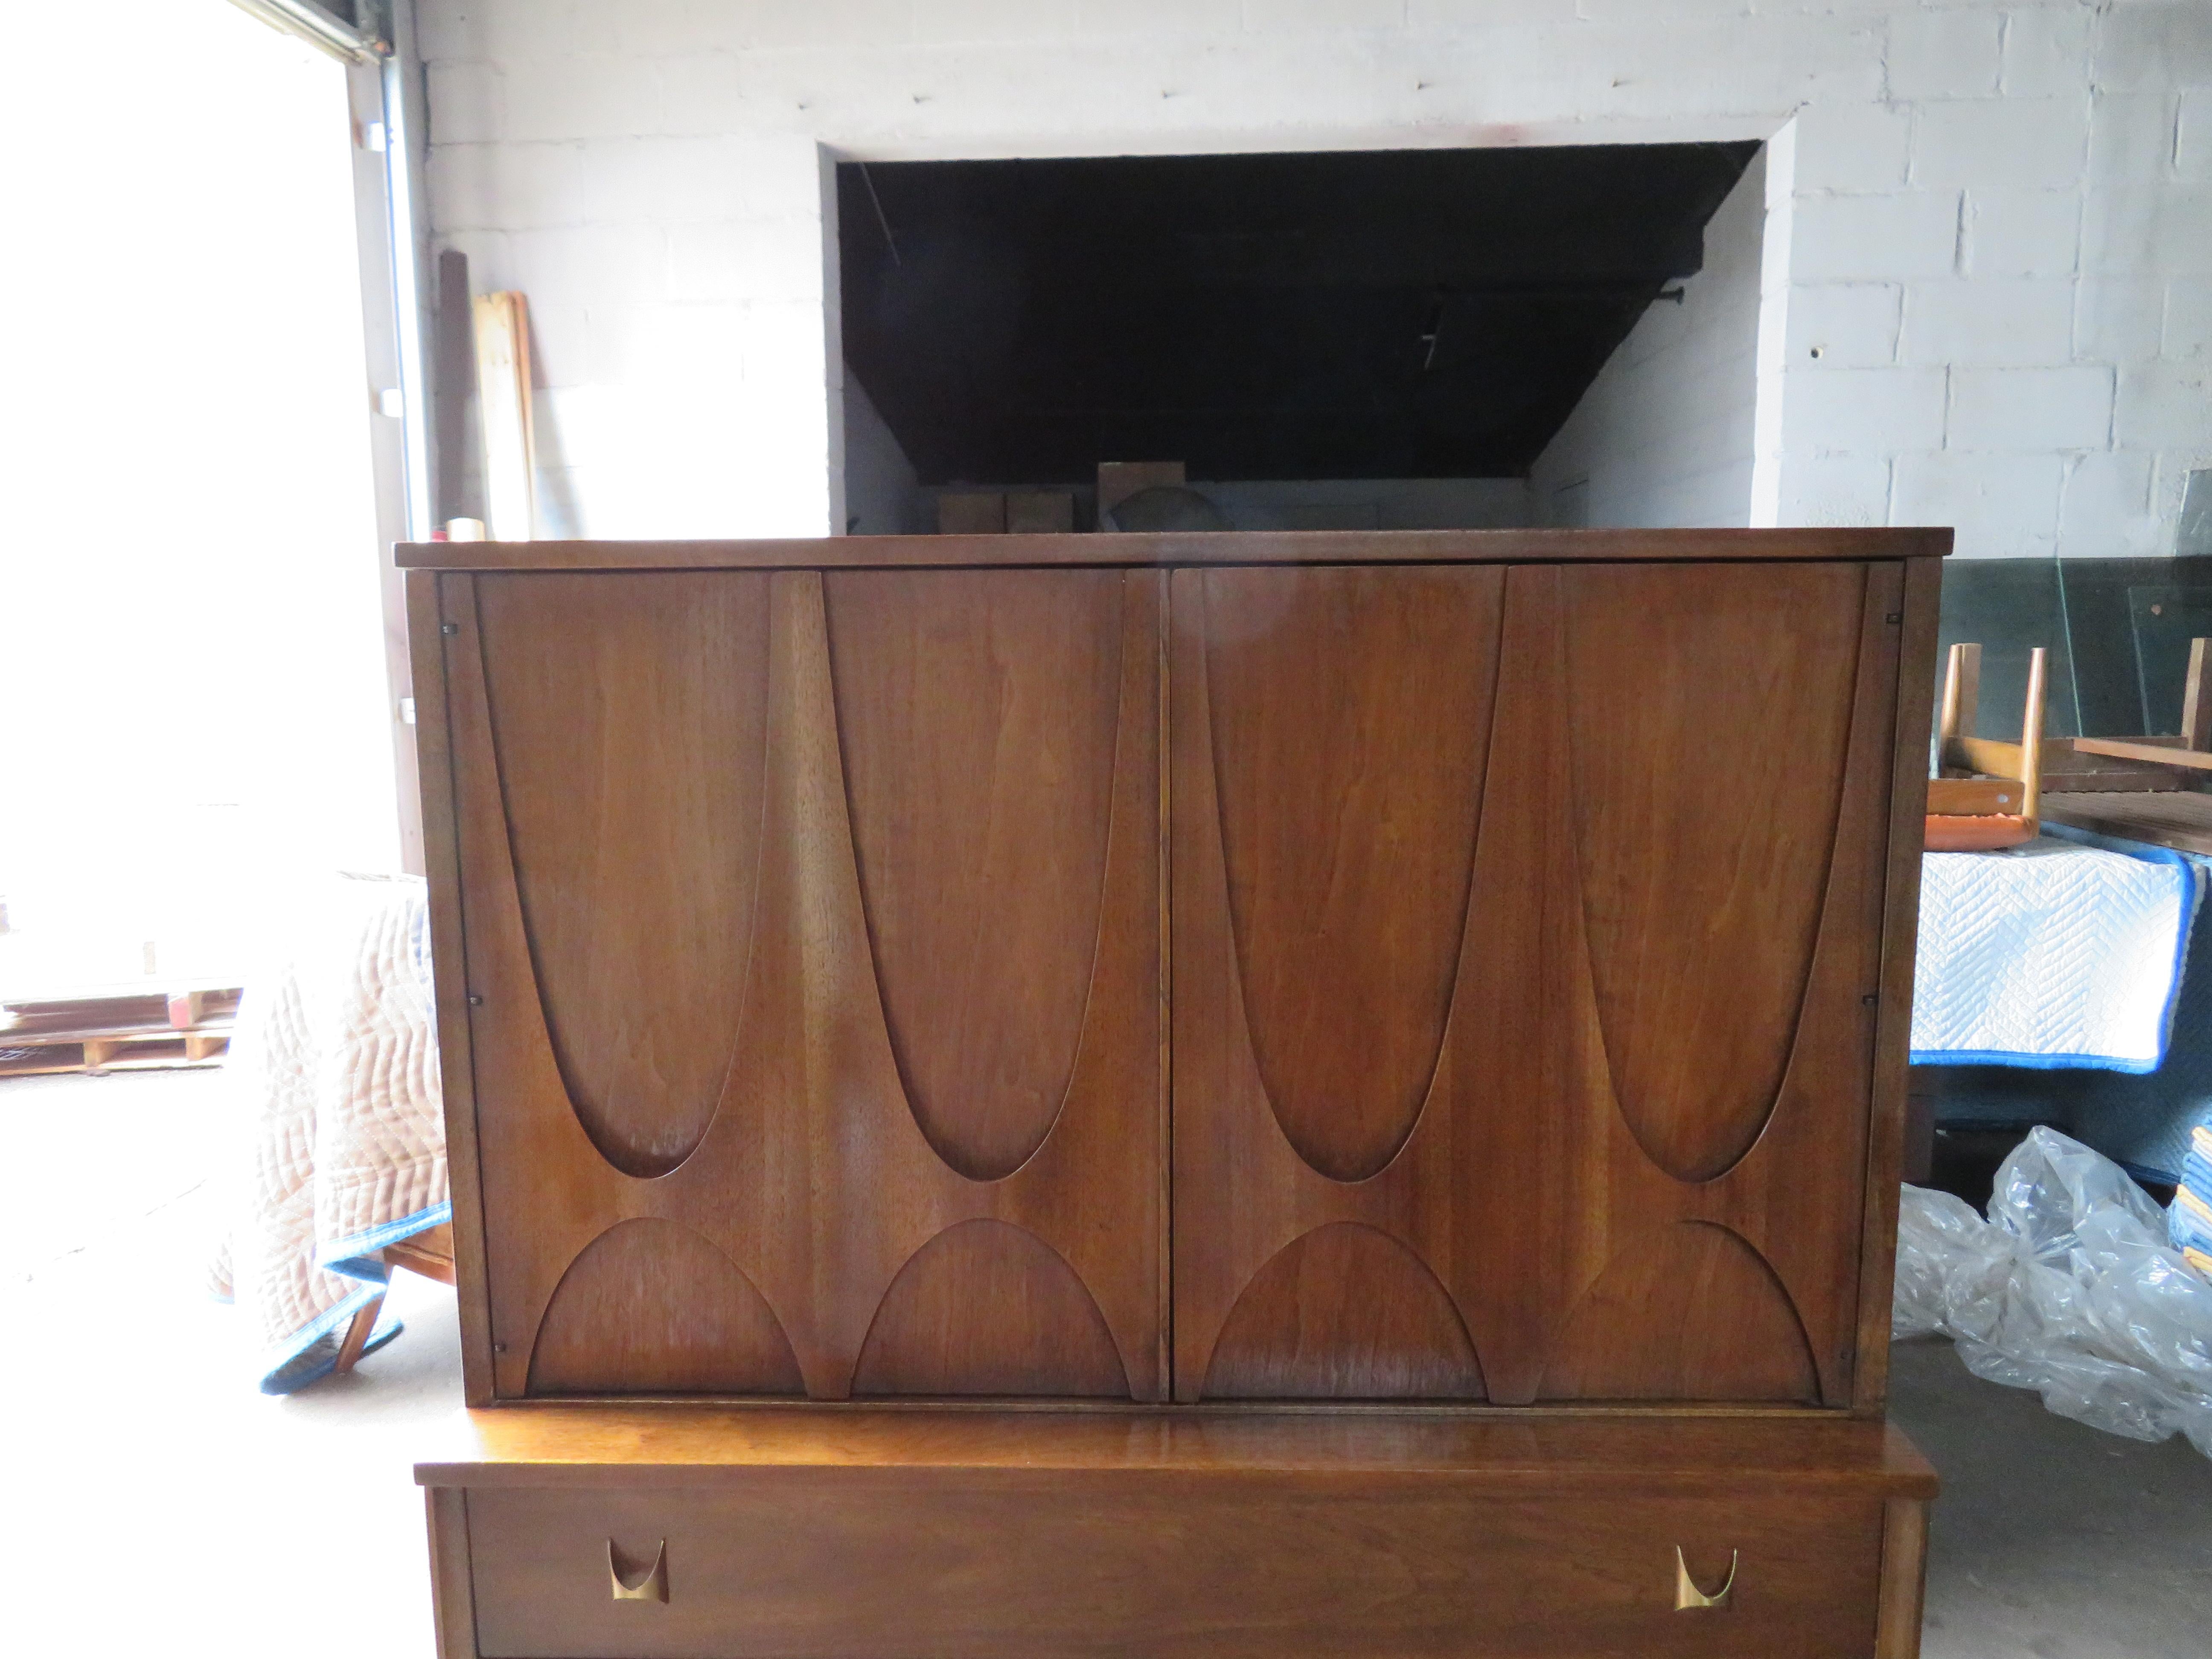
[
  {"xmin": 824, "ymin": 570, "xmax": 1123, "ymax": 1180},
  {"xmin": 527, "ymin": 1220, "xmax": 804, "ymax": 1396},
  {"xmin": 416, "ymin": 1404, "xmax": 1939, "ymax": 1490},
  {"xmin": 1563, "ymin": 562, "xmax": 1864, "ymax": 1184},
  {"xmin": 474, "ymin": 571, "xmax": 770, "ymax": 1179},
  {"xmin": 1538, "ymin": 1222, "xmax": 1820, "ymax": 1403},
  {"xmin": 1202, "ymin": 1223, "xmax": 1486, "ymax": 1400},
  {"xmin": 444, "ymin": 569, "xmax": 1163, "ymax": 1402},
  {"xmin": 1173, "ymin": 562, "xmax": 1901, "ymax": 1406},
  {"xmin": 851, "ymin": 1220, "xmax": 1129, "ymax": 1397},
  {"xmin": 397, "ymin": 526, "xmax": 1954, "ymax": 572},
  {"xmin": 422, "ymin": 536, "xmax": 1924, "ymax": 1408},
  {"xmin": 463, "ymin": 1478, "xmax": 1888, "ymax": 1659},
  {"xmin": 1201, "ymin": 565, "xmax": 1502, "ymax": 1181},
  {"xmin": 428, "ymin": 1411, "xmax": 1935, "ymax": 1659}
]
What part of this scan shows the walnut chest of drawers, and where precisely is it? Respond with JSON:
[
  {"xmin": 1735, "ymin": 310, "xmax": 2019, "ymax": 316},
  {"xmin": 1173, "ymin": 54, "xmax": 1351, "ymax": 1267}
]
[{"xmin": 402, "ymin": 527, "xmax": 1947, "ymax": 1658}]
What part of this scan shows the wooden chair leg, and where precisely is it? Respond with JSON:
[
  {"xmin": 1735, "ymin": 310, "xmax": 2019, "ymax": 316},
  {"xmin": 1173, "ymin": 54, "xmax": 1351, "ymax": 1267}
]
[
  {"xmin": 333, "ymin": 1295, "xmax": 384, "ymax": 1377},
  {"xmin": 1938, "ymin": 641, "xmax": 1980, "ymax": 768}
]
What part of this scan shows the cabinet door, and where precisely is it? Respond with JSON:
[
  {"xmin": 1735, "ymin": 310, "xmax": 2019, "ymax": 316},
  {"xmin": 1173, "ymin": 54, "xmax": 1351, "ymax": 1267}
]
[
  {"xmin": 428, "ymin": 567, "xmax": 1164, "ymax": 1402},
  {"xmin": 1170, "ymin": 561, "xmax": 1903, "ymax": 1405}
]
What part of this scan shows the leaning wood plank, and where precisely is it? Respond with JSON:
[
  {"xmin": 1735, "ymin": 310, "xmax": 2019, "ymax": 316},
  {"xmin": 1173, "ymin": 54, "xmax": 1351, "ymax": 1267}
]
[
  {"xmin": 472, "ymin": 292, "xmax": 535, "ymax": 542},
  {"xmin": 2020, "ymin": 646, "xmax": 2047, "ymax": 823},
  {"xmin": 2068, "ymin": 736, "xmax": 2212, "ymax": 772}
]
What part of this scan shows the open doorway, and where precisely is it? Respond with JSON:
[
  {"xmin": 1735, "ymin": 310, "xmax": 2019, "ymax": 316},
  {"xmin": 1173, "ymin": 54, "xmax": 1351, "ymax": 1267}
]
[
  {"xmin": 835, "ymin": 141, "xmax": 1764, "ymax": 537},
  {"xmin": 0, "ymin": 3, "xmax": 398, "ymax": 1012}
]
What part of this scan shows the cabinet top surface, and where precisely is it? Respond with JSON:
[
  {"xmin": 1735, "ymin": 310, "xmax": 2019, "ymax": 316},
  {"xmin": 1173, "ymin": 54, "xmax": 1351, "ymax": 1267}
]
[
  {"xmin": 414, "ymin": 1407, "xmax": 1938, "ymax": 1496},
  {"xmin": 396, "ymin": 527, "xmax": 1951, "ymax": 573}
]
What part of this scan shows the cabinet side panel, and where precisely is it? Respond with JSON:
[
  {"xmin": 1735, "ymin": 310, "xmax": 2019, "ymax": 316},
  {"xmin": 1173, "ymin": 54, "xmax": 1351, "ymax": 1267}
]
[
  {"xmin": 1855, "ymin": 554, "xmax": 1943, "ymax": 1413},
  {"xmin": 408, "ymin": 569, "xmax": 495, "ymax": 1405}
]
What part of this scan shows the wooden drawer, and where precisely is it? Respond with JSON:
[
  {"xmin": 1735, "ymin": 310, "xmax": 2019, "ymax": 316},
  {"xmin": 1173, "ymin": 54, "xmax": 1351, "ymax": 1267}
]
[
  {"xmin": 455, "ymin": 1481, "xmax": 1915, "ymax": 1657},
  {"xmin": 423, "ymin": 1409, "xmax": 1934, "ymax": 1659}
]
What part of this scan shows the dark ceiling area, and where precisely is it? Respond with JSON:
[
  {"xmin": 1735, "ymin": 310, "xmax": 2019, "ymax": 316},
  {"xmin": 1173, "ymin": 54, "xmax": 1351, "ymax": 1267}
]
[{"xmin": 838, "ymin": 142, "xmax": 1759, "ymax": 487}]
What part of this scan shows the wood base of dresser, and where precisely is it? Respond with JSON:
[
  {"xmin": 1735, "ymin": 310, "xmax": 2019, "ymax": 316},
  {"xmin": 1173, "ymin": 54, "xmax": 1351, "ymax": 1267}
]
[{"xmin": 418, "ymin": 1410, "xmax": 1936, "ymax": 1659}]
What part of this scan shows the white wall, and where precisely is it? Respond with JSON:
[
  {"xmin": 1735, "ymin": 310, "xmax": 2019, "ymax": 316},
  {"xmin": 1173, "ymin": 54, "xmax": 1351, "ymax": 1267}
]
[
  {"xmin": 1531, "ymin": 148, "xmax": 1767, "ymax": 528},
  {"xmin": 418, "ymin": 2, "xmax": 2212, "ymax": 558},
  {"xmin": 842, "ymin": 377, "xmax": 924, "ymax": 534}
]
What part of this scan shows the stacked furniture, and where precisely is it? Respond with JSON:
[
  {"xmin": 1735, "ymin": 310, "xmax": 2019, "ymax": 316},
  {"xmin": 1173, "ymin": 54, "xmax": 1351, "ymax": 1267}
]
[{"xmin": 405, "ymin": 527, "xmax": 1946, "ymax": 1659}]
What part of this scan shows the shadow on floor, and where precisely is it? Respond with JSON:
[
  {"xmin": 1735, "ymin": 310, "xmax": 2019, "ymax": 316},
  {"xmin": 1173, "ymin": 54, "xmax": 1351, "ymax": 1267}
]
[{"xmin": 1891, "ymin": 1338, "xmax": 2212, "ymax": 1659}]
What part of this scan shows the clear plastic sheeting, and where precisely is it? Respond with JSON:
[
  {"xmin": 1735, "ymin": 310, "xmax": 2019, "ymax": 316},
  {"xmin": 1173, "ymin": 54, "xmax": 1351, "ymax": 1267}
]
[{"xmin": 1894, "ymin": 1126, "xmax": 2212, "ymax": 1456}]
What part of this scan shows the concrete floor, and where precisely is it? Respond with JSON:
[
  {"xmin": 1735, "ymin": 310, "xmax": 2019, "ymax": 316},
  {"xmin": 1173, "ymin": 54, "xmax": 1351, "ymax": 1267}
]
[{"xmin": 4, "ymin": 1068, "xmax": 2207, "ymax": 1658}]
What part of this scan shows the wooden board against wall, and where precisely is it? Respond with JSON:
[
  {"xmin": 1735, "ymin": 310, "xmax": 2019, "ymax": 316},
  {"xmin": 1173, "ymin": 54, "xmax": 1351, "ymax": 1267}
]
[{"xmin": 471, "ymin": 291, "xmax": 535, "ymax": 542}]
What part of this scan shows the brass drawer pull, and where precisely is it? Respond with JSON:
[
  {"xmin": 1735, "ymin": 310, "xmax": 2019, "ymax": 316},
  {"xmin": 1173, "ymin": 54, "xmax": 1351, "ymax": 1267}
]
[
  {"xmin": 608, "ymin": 1539, "xmax": 668, "ymax": 1603},
  {"xmin": 1673, "ymin": 1546, "xmax": 1737, "ymax": 1611}
]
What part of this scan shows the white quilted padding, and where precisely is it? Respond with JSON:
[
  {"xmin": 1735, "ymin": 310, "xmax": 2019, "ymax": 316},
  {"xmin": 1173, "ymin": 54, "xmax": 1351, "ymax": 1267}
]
[
  {"xmin": 210, "ymin": 873, "xmax": 445, "ymax": 1387},
  {"xmin": 1913, "ymin": 837, "xmax": 2200, "ymax": 1073}
]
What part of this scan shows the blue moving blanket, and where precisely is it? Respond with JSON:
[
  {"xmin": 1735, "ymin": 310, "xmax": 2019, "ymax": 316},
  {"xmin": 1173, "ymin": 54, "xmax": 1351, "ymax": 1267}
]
[{"xmin": 1912, "ymin": 828, "xmax": 2201, "ymax": 1074}]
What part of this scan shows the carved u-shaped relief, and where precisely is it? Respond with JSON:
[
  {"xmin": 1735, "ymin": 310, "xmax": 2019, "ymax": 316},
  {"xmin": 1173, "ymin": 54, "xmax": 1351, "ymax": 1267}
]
[
  {"xmin": 1560, "ymin": 563, "xmax": 1866, "ymax": 1185},
  {"xmin": 1201, "ymin": 565, "xmax": 1505, "ymax": 1183},
  {"xmin": 474, "ymin": 571, "xmax": 773, "ymax": 1180},
  {"xmin": 825, "ymin": 570, "xmax": 1126, "ymax": 1182}
]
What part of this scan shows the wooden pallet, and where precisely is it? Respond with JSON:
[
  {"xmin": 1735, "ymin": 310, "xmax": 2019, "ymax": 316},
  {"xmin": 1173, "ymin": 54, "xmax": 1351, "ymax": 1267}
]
[{"xmin": 0, "ymin": 986, "xmax": 240, "ymax": 1078}]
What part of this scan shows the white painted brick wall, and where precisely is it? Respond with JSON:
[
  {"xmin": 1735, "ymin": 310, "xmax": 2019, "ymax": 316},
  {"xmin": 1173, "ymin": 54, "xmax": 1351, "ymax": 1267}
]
[
  {"xmin": 1530, "ymin": 151, "xmax": 1765, "ymax": 529},
  {"xmin": 414, "ymin": 0, "xmax": 2212, "ymax": 554}
]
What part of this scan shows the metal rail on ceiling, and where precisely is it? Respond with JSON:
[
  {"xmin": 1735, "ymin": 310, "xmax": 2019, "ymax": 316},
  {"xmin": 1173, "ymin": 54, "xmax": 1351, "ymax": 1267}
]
[{"xmin": 225, "ymin": 0, "xmax": 386, "ymax": 64}]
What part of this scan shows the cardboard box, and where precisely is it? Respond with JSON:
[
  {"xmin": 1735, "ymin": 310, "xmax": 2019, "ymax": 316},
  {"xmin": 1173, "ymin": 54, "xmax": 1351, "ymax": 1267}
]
[
  {"xmin": 1006, "ymin": 491, "xmax": 1077, "ymax": 533},
  {"xmin": 936, "ymin": 492, "xmax": 1007, "ymax": 535}
]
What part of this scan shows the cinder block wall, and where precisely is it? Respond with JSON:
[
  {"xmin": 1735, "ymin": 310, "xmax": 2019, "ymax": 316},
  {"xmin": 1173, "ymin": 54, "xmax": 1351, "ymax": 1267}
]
[{"xmin": 419, "ymin": 1, "xmax": 2209, "ymax": 556}]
